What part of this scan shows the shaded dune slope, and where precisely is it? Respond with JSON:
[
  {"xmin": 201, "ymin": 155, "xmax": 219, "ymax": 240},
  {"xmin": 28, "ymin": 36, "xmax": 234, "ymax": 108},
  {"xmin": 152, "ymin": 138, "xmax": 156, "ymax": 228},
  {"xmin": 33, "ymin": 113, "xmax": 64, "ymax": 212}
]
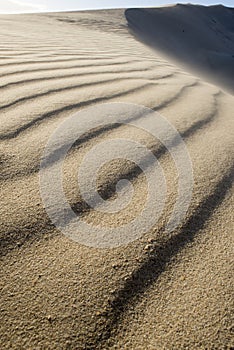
[
  {"xmin": 0, "ymin": 7, "xmax": 233, "ymax": 350},
  {"xmin": 125, "ymin": 4, "xmax": 234, "ymax": 93}
]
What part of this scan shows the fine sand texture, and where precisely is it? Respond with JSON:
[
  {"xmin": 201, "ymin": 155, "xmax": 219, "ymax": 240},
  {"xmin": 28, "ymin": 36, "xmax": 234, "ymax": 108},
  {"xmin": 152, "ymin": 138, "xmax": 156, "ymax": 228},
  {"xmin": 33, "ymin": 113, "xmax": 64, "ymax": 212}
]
[{"xmin": 0, "ymin": 6, "xmax": 234, "ymax": 350}]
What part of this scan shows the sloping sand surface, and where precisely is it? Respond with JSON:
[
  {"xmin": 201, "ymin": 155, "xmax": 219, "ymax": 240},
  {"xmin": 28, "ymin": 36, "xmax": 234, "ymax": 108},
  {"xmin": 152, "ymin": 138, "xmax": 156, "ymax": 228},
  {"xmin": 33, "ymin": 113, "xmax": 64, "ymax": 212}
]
[
  {"xmin": 126, "ymin": 4, "xmax": 234, "ymax": 93},
  {"xmin": 0, "ymin": 6, "xmax": 233, "ymax": 349}
]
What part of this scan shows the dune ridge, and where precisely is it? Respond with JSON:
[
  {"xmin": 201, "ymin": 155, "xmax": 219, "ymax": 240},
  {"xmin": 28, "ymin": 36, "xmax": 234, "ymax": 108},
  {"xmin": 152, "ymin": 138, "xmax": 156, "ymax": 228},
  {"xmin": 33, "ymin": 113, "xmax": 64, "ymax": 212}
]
[{"xmin": 0, "ymin": 6, "xmax": 233, "ymax": 350}]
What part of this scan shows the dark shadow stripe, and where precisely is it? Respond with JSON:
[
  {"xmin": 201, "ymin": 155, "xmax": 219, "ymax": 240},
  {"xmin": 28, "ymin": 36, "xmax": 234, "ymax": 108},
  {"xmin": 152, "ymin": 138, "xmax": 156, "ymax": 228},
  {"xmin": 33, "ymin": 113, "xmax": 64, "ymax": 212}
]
[
  {"xmin": 0, "ymin": 82, "xmax": 156, "ymax": 141},
  {"xmin": 0, "ymin": 76, "xmax": 159, "ymax": 111},
  {"xmin": 0, "ymin": 65, "xmax": 163, "ymax": 91},
  {"xmin": 0, "ymin": 81, "xmax": 206, "ymax": 181},
  {"xmin": 0, "ymin": 59, "xmax": 144, "ymax": 79},
  {"xmin": 90, "ymin": 162, "xmax": 234, "ymax": 348},
  {"xmin": 0, "ymin": 89, "xmax": 220, "ymax": 255},
  {"xmin": 69, "ymin": 88, "xmax": 219, "ymax": 219},
  {"xmin": 0, "ymin": 79, "xmax": 195, "ymax": 181},
  {"xmin": 0, "ymin": 56, "xmax": 139, "ymax": 68}
]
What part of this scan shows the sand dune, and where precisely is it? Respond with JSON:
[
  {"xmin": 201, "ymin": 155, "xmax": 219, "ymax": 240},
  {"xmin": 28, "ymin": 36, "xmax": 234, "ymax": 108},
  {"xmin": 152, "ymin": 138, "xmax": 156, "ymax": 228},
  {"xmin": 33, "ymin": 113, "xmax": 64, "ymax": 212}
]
[
  {"xmin": 126, "ymin": 4, "xmax": 234, "ymax": 93},
  {"xmin": 0, "ymin": 6, "xmax": 233, "ymax": 350}
]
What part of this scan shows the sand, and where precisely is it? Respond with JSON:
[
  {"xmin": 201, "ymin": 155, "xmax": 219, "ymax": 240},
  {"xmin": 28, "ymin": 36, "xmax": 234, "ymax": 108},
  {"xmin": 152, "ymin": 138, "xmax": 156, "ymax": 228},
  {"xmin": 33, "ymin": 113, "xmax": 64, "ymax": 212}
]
[
  {"xmin": 126, "ymin": 4, "xmax": 234, "ymax": 94},
  {"xmin": 0, "ymin": 5, "xmax": 233, "ymax": 349}
]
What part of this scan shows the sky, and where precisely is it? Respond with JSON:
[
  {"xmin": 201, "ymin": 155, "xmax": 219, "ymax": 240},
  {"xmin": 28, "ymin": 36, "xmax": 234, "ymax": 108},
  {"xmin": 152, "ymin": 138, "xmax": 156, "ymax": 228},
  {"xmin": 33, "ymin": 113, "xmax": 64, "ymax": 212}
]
[{"xmin": 0, "ymin": 0, "xmax": 233, "ymax": 14}]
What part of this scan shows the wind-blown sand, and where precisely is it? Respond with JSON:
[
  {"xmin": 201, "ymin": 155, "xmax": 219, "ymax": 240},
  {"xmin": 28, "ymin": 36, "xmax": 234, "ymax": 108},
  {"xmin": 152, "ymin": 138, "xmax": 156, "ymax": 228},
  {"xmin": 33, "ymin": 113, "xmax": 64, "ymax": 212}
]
[{"xmin": 0, "ymin": 5, "xmax": 233, "ymax": 349}]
